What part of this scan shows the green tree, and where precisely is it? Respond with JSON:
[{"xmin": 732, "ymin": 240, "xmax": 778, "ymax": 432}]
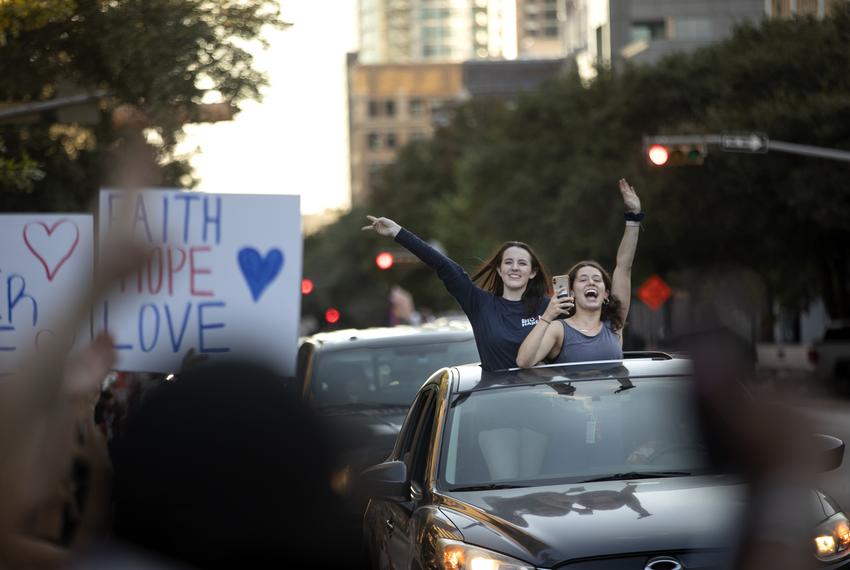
[
  {"xmin": 367, "ymin": 100, "xmax": 518, "ymax": 314},
  {"xmin": 625, "ymin": 9, "xmax": 850, "ymax": 322},
  {"xmin": 303, "ymin": 206, "xmax": 397, "ymax": 330},
  {"xmin": 0, "ymin": 0, "xmax": 285, "ymax": 211}
]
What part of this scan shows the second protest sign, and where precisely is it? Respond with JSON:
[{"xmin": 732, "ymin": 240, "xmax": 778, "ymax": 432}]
[{"xmin": 94, "ymin": 189, "xmax": 302, "ymax": 375}]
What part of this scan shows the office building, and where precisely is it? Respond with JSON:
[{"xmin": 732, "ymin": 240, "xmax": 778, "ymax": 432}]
[
  {"xmin": 349, "ymin": 0, "xmax": 569, "ymax": 205},
  {"xmin": 562, "ymin": 0, "xmax": 765, "ymax": 79},
  {"xmin": 358, "ymin": 0, "xmax": 567, "ymax": 64},
  {"xmin": 768, "ymin": 0, "xmax": 845, "ymax": 18}
]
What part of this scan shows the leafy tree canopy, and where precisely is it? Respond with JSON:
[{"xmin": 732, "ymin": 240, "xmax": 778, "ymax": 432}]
[{"xmin": 0, "ymin": 0, "xmax": 285, "ymax": 210}]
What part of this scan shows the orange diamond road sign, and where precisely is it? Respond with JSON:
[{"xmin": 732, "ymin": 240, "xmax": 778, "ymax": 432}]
[{"xmin": 637, "ymin": 274, "xmax": 672, "ymax": 311}]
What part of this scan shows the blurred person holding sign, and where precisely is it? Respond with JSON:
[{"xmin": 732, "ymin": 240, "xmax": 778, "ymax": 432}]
[{"xmin": 0, "ymin": 217, "xmax": 147, "ymax": 568}]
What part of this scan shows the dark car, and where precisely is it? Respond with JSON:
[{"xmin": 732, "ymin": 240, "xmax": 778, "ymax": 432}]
[
  {"xmin": 362, "ymin": 354, "xmax": 850, "ymax": 569},
  {"xmin": 295, "ymin": 321, "xmax": 479, "ymax": 507}
]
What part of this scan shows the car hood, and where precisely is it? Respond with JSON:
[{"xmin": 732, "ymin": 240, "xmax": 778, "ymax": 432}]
[{"xmin": 437, "ymin": 476, "xmax": 776, "ymax": 567}]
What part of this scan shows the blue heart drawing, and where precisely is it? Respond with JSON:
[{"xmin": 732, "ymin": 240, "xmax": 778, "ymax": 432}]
[{"xmin": 238, "ymin": 247, "xmax": 284, "ymax": 302}]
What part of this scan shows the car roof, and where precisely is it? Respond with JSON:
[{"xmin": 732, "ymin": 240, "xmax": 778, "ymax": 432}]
[
  {"xmin": 300, "ymin": 320, "xmax": 475, "ymax": 352},
  {"xmin": 447, "ymin": 352, "xmax": 693, "ymax": 394}
]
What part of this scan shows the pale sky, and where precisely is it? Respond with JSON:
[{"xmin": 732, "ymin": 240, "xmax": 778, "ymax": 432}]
[{"xmin": 176, "ymin": 0, "xmax": 359, "ymax": 216}]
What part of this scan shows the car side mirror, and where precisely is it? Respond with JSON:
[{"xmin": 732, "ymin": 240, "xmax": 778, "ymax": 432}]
[
  {"xmin": 360, "ymin": 460, "xmax": 409, "ymax": 502},
  {"xmin": 814, "ymin": 434, "xmax": 844, "ymax": 472}
]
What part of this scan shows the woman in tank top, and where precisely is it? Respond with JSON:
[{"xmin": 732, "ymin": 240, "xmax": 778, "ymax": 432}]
[{"xmin": 516, "ymin": 178, "xmax": 641, "ymax": 367}]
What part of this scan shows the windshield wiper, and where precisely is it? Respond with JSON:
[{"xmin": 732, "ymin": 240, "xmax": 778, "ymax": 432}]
[
  {"xmin": 580, "ymin": 471, "xmax": 690, "ymax": 483},
  {"xmin": 449, "ymin": 483, "xmax": 529, "ymax": 492}
]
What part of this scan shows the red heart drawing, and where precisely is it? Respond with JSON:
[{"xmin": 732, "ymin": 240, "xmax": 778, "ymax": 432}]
[{"xmin": 23, "ymin": 219, "xmax": 81, "ymax": 282}]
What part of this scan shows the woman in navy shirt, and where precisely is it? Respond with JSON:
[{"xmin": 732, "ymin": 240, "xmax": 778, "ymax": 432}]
[{"xmin": 362, "ymin": 218, "xmax": 551, "ymax": 371}]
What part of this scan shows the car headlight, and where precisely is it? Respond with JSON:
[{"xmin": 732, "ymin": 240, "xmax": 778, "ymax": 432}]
[
  {"xmin": 437, "ymin": 539, "xmax": 534, "ymax": 570},
  {"xmin": 814, "ymin": 512, "xmax": 850, "ymax": 562}
]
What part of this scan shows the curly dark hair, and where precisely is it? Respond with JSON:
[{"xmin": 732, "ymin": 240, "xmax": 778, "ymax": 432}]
[
  {"xmin": 566, "ymin": 260, "xmax": 624, "ymax": 332},
  {"xmin": 472, "ymin": 241, "xmax": 551, "ymax": 317}
]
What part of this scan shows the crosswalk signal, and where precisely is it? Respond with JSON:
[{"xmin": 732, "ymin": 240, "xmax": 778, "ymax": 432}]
[{"xmin": 646, "ymin": 142, "xmax": 707, "ymax": 166}]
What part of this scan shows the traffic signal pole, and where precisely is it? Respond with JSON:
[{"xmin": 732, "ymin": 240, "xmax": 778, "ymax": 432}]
[
  {"xmin": 766, "ymin": 140, "xmax": 850, "ymax": 162},
  {"xmin": 643, "ymin": 133, "xmax": 850, "ymax": 163}
]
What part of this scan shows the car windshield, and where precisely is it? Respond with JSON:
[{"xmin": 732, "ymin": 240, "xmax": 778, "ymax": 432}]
[
  {"xmin": 440, "ymin": 377, "xmax": 711, "ymax": 488},
  {"xmin": 311, "ymin": 339, "xmax": 479, "ymax": 407}
]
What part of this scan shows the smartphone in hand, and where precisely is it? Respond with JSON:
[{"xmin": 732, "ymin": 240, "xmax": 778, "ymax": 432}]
[
  {"xmin": 552, "ymin": 274, "xmax": 570, "ymax": 298},
  {"xmin": 551, "ymin": 275, "xmax": 572, "ymax": 319}
]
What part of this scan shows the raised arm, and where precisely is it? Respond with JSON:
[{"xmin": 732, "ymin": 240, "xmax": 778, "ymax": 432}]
[
  {"xmin": 363, "ymin": 215, "xmax": 479, "ymax": 315},
  {"xmin": 363, "ymin": 215, "xmax": 464, "ymax": 274},
  {"xmin": 610, "ymin": 179, "xmax": 641, "ymax": 332}
]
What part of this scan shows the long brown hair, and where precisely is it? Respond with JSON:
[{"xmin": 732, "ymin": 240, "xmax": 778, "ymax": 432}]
[
  {"xmin": 566, "ymin": 260, "xmax": 624, "ymax": 332},
  {"xmin": 472, "ymin": 241, "xmax": 551, "ymax": 317}
]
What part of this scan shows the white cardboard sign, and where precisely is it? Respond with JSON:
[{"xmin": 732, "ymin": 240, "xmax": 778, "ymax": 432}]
[
  {"xmin": 94, "ymin": 190, "xmax": 302, "ymax": 375},
  {"xmin": 0, "ymin": 214, "xmax": 94, "ymax": 373}
]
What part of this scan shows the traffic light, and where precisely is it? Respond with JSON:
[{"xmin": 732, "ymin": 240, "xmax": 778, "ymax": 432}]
[
  {"xmin": 301, "ymin": 278, "xmax": 314, "ymax": 295},
  {"xmin": 325, "ymin": 307, "xmax": 340, "ymax": 324},
  {"xmin": 375, "ymin": 251, "xmax": 394, "ymax": 270},
  {"xmin": 646, "ymin": 142, "xmax": 707, "ymax": 166}
]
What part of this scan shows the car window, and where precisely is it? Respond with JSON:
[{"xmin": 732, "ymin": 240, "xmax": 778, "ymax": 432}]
[
  {"xmin": 408, "ymin": 390, "xmax": 438, "ymax": 487},
  {"xmin": 401, "ymin": 390, "xmax": 435, "ymax": 470},
  {"xmin": 440, "ymin": 378, "xmax": 711, "ymax": 488},
  {"xmin": 308, "ymin": 338, "xmax": 478, "ymax": 407},
  {"xmin": 295, "ymin": 342, "xmax": 313, "ymax": 393},
  {"xmin": 394, "ymin": 389, "xmax": 432, "ymax": 462}
]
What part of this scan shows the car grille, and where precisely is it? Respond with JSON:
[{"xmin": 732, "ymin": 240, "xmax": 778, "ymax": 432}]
[{"xmin": 554, "ymin": 550, "xmax": 730, "ymax": 569}]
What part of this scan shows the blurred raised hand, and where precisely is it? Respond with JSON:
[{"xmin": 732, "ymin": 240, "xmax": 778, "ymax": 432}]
[{"xmin": 0, "ymin": 192, "xmax": 147, "ymax": 560}]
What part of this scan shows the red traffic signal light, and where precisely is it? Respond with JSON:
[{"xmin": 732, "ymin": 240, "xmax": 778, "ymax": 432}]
[
  {"xmin": 646, "ymin": 142, "xmax": 706, "ymax": 166},
  {"xmin": 301, "ymin": 278, "xmax": 314, "ymax": 295},
  {"xmin": 375, "ymin": 252, "xmax": 394, "ymax": 270},
  {"xmin": 325, "ymin": 308, "xmax": 340, "ymax": 324},
  {"xmin": 648, "ymin": 144, "xmax": 669, "ymax": 166}
]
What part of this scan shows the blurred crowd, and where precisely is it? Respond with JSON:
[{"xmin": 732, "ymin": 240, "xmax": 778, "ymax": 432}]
[{"xmin": 0, "ymin": 338, "xmax": 362, "ymax": 569}]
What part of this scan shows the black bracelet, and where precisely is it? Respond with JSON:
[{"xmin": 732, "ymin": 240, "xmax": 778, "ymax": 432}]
[{"xmin": 624, "ymin": 211, "xmax": 645, "ymax": 222}]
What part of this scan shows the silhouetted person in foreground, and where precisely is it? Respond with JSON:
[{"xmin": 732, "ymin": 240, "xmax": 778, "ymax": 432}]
[
  {"xmin": 111, "ymin": 360, "xmax": 361, "ymax": 568},
  {"xmin": 688, "ymin": 328, "xmax": 819, "ymax": 570}
]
